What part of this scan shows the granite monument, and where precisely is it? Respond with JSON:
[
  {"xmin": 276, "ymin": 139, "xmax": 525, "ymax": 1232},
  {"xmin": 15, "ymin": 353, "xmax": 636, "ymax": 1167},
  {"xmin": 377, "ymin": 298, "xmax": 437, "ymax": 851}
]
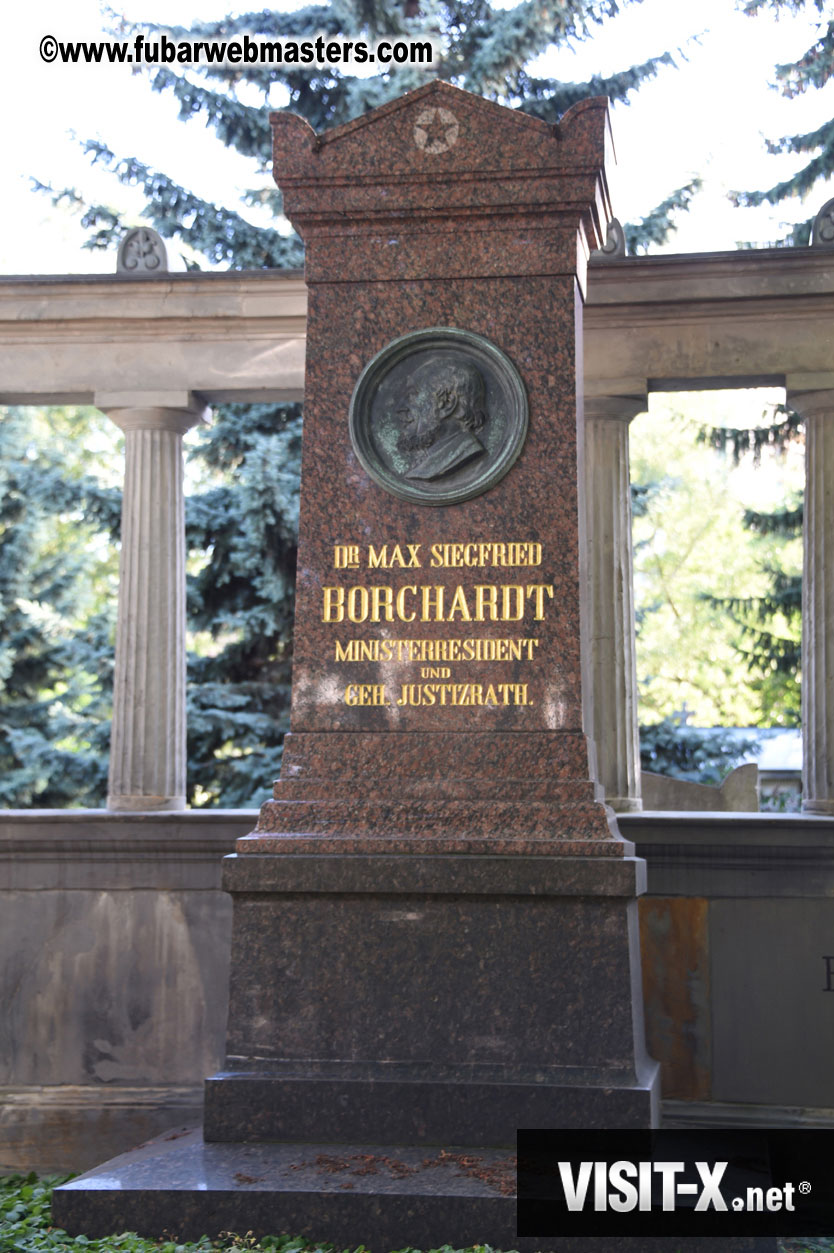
[{"xmin": 52, "ymin": 81, "xmax": 775, "ymax": 1253}]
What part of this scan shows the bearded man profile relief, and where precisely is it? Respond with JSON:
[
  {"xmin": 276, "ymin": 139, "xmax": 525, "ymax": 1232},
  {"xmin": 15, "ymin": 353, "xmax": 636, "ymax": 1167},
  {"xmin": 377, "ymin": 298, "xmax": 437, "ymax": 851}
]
[{"xmin": 398, "ymin": 358, "xmax": 488, "ymax": 481}]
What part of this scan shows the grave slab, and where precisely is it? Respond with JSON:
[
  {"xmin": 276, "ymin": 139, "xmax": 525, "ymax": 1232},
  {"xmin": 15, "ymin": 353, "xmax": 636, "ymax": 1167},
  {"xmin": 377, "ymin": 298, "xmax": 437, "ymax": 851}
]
[{"xmin": 54, "ymin": 1127, "xmax": 776, "ymax": 1252}]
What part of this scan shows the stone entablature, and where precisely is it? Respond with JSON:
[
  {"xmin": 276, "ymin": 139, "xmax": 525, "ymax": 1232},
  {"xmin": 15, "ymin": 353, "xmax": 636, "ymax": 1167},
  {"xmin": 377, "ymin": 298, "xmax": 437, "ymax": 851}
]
[
  {"xmin": 585, "ymin": 247, "xmax": 834, "ymax": 397},
  {"xmin": 4, "ymin": 249, "xmax": 834, "ymax": 405},
  {"xmin": 0, "ymin": 271, "xmax": 306, "ymax": 406}
]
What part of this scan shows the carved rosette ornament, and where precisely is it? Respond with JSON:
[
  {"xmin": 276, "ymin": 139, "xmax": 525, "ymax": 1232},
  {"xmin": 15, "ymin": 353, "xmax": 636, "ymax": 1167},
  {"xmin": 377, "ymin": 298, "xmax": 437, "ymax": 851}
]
[
  {"xmin": 117, "ymin": 226, "xmax": 169, "ymax": 273},
  {"xmin": 349, "ymin": 327, "xmax": 528, "ymax": 505}
]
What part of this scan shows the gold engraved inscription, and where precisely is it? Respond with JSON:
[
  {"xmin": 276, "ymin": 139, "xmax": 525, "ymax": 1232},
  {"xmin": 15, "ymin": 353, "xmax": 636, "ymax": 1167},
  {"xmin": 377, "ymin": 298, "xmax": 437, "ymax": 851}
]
[
  {"xmin": 322, "ymin": 584, "xmax": 553, "ymax": 623},
  {"xmin": 333, "ymin": 541, "xmax": 542, "ymax": 569},
  {"xmin": 326, "ymin": 538, "xmax": 551, "ymax": 709},
  {"xmin": 335, "ymin": 638, "xmax": 540, "ymax": 663}
]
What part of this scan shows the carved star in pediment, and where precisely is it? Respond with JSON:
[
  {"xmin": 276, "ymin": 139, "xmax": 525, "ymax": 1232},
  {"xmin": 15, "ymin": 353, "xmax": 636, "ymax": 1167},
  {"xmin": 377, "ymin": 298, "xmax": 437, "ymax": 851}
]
[{"xmin": 413, "ymin": 106, "xmax": 459, "ymax": 155}]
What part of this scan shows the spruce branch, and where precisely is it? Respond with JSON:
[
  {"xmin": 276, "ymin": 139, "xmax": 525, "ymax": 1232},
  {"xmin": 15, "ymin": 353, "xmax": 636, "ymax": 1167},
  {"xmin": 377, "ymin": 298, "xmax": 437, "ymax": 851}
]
[
  {"xmin": 624, "ymin": 178, "xmax": 702, "ymax": 252},
  {"xmin": 697, "ymin": 403, "xmax": 804, "ymax": 463},
  {"xmin": 54, "ymin": 142, "xmax": 305, "ymax": 267},
  {"xmin": 517, "ymin": 51, "xmax": 676, "ymax": 121}
]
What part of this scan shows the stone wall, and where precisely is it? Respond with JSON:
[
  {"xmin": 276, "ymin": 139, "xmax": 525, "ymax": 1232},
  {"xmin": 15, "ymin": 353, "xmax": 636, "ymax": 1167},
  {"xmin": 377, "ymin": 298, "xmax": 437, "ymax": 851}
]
[
  {"xmin": 3, "ymin": 809, "xmax": 834, "ymax": 1171},
  {"xmin": 0, "ymin": 810, "xmax": 247, "ymax": 1171},
  {"xmin": 624, "ymin": 811, "xmax": 834, "ymax": 1126}
]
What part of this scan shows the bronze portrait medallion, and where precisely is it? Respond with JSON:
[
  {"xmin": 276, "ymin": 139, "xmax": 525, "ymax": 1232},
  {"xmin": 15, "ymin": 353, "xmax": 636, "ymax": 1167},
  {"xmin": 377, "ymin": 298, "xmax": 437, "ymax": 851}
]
[{"xmin": 349, "ymin": 328, "xmax": 528, "ymax": 505}]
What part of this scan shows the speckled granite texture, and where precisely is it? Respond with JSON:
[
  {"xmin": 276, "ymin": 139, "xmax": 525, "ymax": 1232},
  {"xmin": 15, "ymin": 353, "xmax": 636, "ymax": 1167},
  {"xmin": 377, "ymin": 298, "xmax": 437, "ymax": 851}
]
[
  {"xmin": 269, "ymin": 84, "xmax": 614, "ymax": 288},
  {"xmin": 215, "ymin": 84, "xmax": 659, "ymax": 1140},
  {"xmin": 249, "ymin": 82, "xmax": 624, "ymax": 853},
  {"xmin": 250, "ymin": 729, "xmax": 619, "ymax": 852},
  {"xmin": 52, "ymin": 1128, "xmax": 777, "ymax": 1251},
  {"xmin": 205, "ymin": 852, "xmax": 657, "ymax": 1143}
]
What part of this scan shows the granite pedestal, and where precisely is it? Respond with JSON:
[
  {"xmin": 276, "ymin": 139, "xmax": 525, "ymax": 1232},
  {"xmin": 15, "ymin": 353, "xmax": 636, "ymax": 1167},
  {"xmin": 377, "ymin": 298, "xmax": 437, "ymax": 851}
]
[{"xmin": 204, "ymin": 851, "xmax": 658, "ymax": 1146}]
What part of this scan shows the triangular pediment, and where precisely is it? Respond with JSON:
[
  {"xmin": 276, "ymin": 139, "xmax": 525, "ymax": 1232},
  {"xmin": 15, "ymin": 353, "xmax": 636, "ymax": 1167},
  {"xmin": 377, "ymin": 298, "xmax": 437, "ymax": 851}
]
[
  {"xmin": 318, "ymin": 80, "xmax": 549, "ymax": 148},
  {"xmin": 271, "ymin": 81, "xmax": 611, "ymax": 182}
]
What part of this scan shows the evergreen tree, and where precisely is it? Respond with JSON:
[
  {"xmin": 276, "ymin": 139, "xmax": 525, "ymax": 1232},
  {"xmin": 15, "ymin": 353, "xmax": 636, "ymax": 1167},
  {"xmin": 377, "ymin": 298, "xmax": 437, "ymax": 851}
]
[
  {"xmin": 42, "ymin": 0, "xmax": 685, "ymax": 264},
  {"xmin": 23, "ymin": 2, "xmax": 698, "ymax": 807},
  {"xmin": 623, "ymin": 178, "xmax": 702, "ymax": 255},
  {"xmin": 184, "ymin": 403, "xmax": 301, "ymax": 807},
  {"xmin": 697, "ymin": 403, "xmax": 803, "ymax": 728},
  {"xmin": 732, "ymin": 0, "xmax": 834, "ymax": 243},
  {"xmin": 704, "ymin": 501, "xmax": 802, "ymax": 726},
  {"xmin": 0, "ymin": 407, "xmax": 121, "ymax": 807}
]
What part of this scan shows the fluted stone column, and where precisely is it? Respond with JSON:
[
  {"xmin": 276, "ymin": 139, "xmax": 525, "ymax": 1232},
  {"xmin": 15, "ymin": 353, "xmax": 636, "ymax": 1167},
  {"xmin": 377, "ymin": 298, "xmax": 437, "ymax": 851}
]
[
  {"xmin": 584, "ymin": 394, "xmax": 647, "ymax": 812},
  {"xmin": 97, "ymin": 393, "xmax": 208, "ymax": 811},
  {"xmin": 789, "ymin": 389, "xmax": 834, "ymax": 812}
]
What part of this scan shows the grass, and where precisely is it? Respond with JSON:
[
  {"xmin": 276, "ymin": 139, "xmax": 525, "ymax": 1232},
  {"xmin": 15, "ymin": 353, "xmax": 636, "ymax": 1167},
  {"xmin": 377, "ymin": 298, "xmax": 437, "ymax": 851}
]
[{"xmin": 3, "ymin": 1173, "xmax": 834, "ymax": 1253}]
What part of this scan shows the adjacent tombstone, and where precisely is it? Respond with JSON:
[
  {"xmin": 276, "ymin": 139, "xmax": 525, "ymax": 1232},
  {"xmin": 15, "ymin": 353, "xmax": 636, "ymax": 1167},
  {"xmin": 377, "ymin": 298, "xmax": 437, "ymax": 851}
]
[{"xmin": 56, "ymin": 82, "xmax": 771, "ymax": 1252}]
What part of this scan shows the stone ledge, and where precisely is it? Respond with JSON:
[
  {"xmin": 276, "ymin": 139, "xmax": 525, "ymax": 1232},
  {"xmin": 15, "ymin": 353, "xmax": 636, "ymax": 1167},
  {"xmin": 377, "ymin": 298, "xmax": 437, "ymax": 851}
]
[
  {"xmin": 0, "ymin": 809, "xmax": 253, "ymax": 890},
  {"xmin": 663, "ymin": 1098, "xmax": 834, "ymax": 1129},
  {"xmin": 221, "ymin": 851, "xmax": 646, "ymax": 897},
  {"xmin": 4, "ymin": 809, "xmax": 834, "ymax": 893},
  {"xmin": 622, "ymin": 812, "xmax": 834, "ymax": 897},
  {"xmin": 51, "ymin": 1126, "xmax": 775, "ymax": 1252},
  {"xmin": 204, "ymin": 1068, "xmax": 657, "ymax": 1145},
  {"xmin": 621, "ymin": 811, "xmax": 834, "ymax": 841}
]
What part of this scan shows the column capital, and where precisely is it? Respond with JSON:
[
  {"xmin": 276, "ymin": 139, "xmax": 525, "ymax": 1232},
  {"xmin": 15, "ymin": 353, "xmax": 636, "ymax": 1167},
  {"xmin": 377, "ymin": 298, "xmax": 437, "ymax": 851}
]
[
  {"xmin": 95, "ymin": 390, "xmax": 210, "ymax": 434},
  {"xmin": 785, "ymin": 388, "xmax": 834, "ymax": 419},
  {"xmin": 584, "ymin": 394, "xmax": 648, "ymax": 423}
]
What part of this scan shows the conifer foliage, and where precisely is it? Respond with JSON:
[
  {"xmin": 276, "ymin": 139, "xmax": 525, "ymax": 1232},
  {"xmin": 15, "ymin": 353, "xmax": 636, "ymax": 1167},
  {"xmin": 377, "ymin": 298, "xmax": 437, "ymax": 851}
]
[
  {"xmin": 712, "ymin": 500, "xmax": 802, "ymax": 727},
  {"xmin": 733, "ymin": 0, "xmax": 834, "ymax": 243},
  {"xmin": 50, "ymin": 0, "xmax": 685, "ymax": 264},
  {"xmin": 184, "ymin": 403, "xmax": 301, "ymax": 807},
  {"xmin": 0, "ymin": 409, "xmax": 121, "ymax": 806},
  {"xmin": 697, "ymin": 408, "xmax": 803, "ymax": 728}
]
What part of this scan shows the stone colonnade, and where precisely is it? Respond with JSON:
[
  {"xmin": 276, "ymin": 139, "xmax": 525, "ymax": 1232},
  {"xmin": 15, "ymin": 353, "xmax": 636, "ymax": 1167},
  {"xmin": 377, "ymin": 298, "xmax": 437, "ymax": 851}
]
[
  {"xmin": 98, "ymin": 393, "xmax": 208, "ymax": 811},
  {"xmin": 7, "ymin": 256, "xmax": 831, "ymax": 815},
  {"xmin": 92, "ymin": 383, "xmax": 834, "ymax": 817},
  {"xmin": 95, "ymin": 384, "xmax": 648, "ymax": 814}
]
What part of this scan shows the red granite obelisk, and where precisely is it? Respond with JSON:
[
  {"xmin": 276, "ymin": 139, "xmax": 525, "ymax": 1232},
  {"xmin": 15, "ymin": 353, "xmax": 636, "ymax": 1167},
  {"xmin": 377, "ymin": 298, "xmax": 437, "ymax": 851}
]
[{"xmin": 247, "ymin": 86, "xmax": 629, "ymax": 853}]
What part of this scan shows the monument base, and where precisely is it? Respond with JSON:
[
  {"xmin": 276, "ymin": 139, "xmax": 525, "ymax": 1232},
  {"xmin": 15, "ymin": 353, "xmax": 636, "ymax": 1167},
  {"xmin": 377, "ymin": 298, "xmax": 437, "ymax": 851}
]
[
  {"xmin": 55, "ymin": 848, "xmax": 671, "ymax": 1246},
  {"xmin": 52, "ymin": 1127, "xmax": 777, "ymax": 1252},
  {"xmin": 210, "ymin": 850, "xmax": 659, "ymax": 1139},
  {"xmin": 204, "ymin": 1066, "xmax": 656, "ymax": 1144}
]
